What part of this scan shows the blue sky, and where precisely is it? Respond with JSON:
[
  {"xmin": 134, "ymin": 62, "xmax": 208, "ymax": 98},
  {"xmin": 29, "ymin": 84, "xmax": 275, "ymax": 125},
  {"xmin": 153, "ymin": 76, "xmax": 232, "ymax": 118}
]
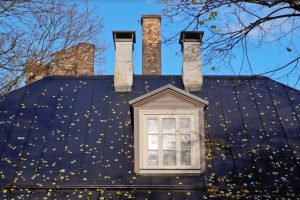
[
  {"xmin": 95, "ymin": 0, "xmax": 169, "ymax": 75},
  {"xmin": 91, "ymin": 0, "xmax": 300, "ymax": 89}
]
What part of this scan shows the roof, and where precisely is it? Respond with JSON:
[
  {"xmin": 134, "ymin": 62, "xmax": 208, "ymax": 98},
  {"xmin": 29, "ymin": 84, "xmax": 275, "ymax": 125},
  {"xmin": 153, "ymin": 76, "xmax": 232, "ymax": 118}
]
[{"xmin": 0, "ymin": 75, "xmax": 299, "ymax": 199}]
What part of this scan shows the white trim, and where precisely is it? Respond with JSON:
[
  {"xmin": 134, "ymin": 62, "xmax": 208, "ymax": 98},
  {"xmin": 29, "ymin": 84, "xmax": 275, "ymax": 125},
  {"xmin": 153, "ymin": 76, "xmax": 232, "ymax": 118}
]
[
  {"xmin": 129, "ymin": 84, "xmax": 209, "ymax": 106},
  {"xmin": 137, "ymin": 109, "xmax": 203, "ymax": 174}
]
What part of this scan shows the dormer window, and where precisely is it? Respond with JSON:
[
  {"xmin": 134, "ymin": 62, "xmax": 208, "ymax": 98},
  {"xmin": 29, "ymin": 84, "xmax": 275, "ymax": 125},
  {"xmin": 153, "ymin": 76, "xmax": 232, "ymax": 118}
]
[
  {"xmin": 129, "ymin": 84, "xmax": 208, "ymax": 175},
  {"xmin": 141, "ymin": 109, "xmax": 199, "ymax": 170}
]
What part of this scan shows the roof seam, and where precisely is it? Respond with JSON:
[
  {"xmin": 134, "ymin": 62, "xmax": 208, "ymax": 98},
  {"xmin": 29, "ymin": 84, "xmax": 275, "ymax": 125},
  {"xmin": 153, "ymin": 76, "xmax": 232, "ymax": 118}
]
[
  {"xmin": 75, "ymin": 79, "xmax": 97, "ymax": 186},
  {"xmin": 248, "ymin": 79, "xmax": 284, "ymax": 185},
  {"xmin": 9, "ymin": 80, "xmax": 48, "ymax": 187},
  {"xmin": 215, "ymin": 79, "xmax": 239, "ymax": 185},
  {"xmin": 0, "ymin": 88, "xmax": 27, "ymax": 161},
  {"xmin": 52, "ymin": 80, "xmax": 80, "ymax": 187},
  {"xmin": 32, "ymin": 80, "xmax": 65, "ymax": 186},
  {"xmin": 232, "ymin": 78, "xmax": 262, "ymax": 184},
  {"xmin": 265, "ymin": 78, "xmax": 300, "ymax": 172}
]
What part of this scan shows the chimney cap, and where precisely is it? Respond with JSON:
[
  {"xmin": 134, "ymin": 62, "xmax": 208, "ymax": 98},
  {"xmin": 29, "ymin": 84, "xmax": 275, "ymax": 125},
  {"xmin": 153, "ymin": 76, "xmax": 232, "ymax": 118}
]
[
  {"xmin": 77, "ymin": 43, "xmax": 96, "ymax": 48},
  {"xmin": 179, "ymin": 31, "xmax": 204, "ymax": 44},
  {"xmin": 113, "ymin": 31, "xmax": 136, "ymax": 43},
  {"xmin": 141, "ymin": 15, "xmax": 161, "ymax": 25}
]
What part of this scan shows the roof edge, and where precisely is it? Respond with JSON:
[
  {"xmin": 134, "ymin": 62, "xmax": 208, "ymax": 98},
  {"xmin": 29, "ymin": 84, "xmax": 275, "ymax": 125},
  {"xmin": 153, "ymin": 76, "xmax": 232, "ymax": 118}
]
[{"xmin": 43, "ymin": 74, "xmax": 269, "ymax": 80}]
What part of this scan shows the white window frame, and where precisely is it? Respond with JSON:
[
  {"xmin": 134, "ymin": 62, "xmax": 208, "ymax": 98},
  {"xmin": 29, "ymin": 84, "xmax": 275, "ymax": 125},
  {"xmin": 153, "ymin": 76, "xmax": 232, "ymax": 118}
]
[{"xmin": 137, "ymin": 109, "xmax": 203, "ymax": 175}]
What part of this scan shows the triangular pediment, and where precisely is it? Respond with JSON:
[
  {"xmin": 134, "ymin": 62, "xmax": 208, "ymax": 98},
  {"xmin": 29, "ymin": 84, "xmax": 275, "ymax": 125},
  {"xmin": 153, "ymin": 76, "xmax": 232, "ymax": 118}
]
[{"xmin": 129, "ymin": 84, "xmax": 208, "ymax": 108}]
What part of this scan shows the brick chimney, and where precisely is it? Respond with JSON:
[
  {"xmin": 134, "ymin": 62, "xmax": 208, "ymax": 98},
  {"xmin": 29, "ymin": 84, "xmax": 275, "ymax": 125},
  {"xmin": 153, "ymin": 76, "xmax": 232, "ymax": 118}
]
[
  {"xmin": 49, "ymin": 43, "xmax": 95, "ymax": 76},
  {"xmin": 141, "ymin": 15, "xmax": 161, "ymax": 75},
  {"xmin": 113, "ymin": 31, "xmax": 136, "ymax": 92},
  {"xmin": 25, "ymin": 43, "xmax": 95, "ymax": 84},
  {"xmin": 179, "ymin": 31, "xmax": 204, "ymax": 91}
]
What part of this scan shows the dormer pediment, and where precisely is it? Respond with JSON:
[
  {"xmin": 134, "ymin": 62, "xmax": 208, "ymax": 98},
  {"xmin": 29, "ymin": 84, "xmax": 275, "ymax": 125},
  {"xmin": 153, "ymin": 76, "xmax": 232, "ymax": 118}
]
[{"xmin": 129, "ymin": 84, "xmax": 208, "ymax": 109}]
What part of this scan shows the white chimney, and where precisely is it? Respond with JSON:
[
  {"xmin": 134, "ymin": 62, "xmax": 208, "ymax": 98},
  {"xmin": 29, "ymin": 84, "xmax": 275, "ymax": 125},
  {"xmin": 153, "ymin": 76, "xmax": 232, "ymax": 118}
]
[
  {"xmin": 179, "ymin": 31, "xmax": 204, "ymax": 91},
  {"xmin": 113, "ymin": 31, "xmax": 136, "ymax": 92}
]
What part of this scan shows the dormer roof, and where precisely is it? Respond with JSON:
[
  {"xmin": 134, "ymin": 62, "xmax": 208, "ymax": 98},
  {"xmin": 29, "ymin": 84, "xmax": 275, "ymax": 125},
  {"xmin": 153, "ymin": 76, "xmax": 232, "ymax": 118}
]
[{"xmin": 129, "ymin": 84, "xmax": 209, "ymax": 108}]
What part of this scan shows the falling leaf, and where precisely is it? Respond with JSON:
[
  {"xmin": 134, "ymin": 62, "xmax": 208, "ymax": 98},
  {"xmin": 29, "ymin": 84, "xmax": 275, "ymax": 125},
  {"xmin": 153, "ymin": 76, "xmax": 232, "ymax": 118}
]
[{"xmin": 199, "ymin": 20, "xmax": 206, "ymax": 25}]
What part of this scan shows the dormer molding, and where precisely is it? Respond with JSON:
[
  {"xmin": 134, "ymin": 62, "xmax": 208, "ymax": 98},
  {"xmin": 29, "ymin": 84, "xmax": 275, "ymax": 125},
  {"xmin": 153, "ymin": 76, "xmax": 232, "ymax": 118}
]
[{"xmin": 129, "ymin": 84, "xmax": 208, "ymax": 108}]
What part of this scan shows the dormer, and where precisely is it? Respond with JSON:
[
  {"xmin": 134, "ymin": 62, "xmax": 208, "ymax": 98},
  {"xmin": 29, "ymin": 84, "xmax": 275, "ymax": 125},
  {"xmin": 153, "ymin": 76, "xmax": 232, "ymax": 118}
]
[{"xmin": 129, "ymin": 84, "xmax": 208, "ymax": 175}]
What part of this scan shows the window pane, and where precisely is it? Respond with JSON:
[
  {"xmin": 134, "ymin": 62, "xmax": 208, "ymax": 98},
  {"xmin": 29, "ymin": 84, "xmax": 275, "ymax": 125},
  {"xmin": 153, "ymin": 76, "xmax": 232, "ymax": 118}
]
[
  {"xmin": 148, "ymin": 150, "xmax": 158, "ymax": 166},
  {"xmin": 148, "ymin": 135, "xmax": 158, "ymax": 150},
  {"xmin": 162, "ymin": 118, "xmax": 176, "ymax": 134},
  {"xmin": 181, "ymin": 150, "xmax": 191, "ymax": 166},
  {"xmin": 180, "ymin": 134, "xmax": 191, "ymax": 150},
  {"xmin": 180, "ymin": 118, "xmax": 191, "ymax": 134},
  {"xmin": 148, "ymin": 118, "xmax": 158, "ymax": 133},
  {"xmin": 163, "ymin": 134, "xmax": 176, "ymax": 150},
  {"xmin": 163, "ymin": 150, "xmax": 176, "ymax": 166}
]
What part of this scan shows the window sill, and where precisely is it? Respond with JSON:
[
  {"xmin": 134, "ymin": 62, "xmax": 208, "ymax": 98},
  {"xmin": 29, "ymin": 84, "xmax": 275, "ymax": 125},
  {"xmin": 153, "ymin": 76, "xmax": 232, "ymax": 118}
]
[{"xmin": 135, "ymin": 168, "xmax": 204, "ymax": 176}]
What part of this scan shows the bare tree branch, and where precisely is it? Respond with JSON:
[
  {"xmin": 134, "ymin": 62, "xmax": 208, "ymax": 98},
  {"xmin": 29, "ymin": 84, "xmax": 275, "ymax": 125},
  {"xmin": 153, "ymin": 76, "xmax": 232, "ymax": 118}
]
[
  {"xmin": 162, "ymin": 0, "xmax": 300, "ymax": 87},
  {"xmin": 0, "ymin": 0, "xmax": 106, "ymax": 94}
]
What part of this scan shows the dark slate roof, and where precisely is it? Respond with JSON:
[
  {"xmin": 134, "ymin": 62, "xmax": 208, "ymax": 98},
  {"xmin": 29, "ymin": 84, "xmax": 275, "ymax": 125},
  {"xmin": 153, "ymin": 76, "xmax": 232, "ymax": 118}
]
[{"xmin": 0, "ymin": 75, "xmax": 299, "ymax": 199}]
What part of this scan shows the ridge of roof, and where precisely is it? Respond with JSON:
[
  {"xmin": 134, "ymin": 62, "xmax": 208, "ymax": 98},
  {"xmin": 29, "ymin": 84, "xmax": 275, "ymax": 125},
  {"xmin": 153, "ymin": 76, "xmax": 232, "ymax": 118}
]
[
  {"xmin": 43, "ymin": 74, "xmax": 269, "ymax": 80},
  {"xmin": 41, "ymin": 75, "xmax": 300, "ymax": 92}
]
